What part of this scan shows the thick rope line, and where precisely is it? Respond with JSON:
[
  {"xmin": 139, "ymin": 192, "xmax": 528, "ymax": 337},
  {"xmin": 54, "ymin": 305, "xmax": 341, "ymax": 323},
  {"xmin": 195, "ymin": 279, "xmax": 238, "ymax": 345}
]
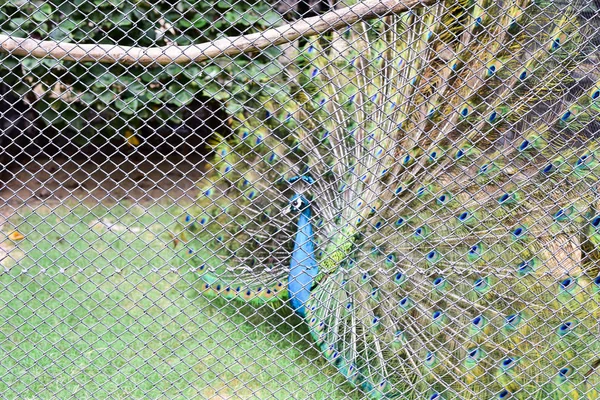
[{"xmin": 0, "ymin": 0, "xmax": 435, "ymax": 66}]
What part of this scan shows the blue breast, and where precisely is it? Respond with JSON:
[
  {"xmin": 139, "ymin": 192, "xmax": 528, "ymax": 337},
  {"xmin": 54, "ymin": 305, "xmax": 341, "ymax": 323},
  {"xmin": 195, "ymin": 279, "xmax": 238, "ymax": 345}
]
[{"xmin": 288, "ymin": 207, "xmax": 318, "ymax": 317}]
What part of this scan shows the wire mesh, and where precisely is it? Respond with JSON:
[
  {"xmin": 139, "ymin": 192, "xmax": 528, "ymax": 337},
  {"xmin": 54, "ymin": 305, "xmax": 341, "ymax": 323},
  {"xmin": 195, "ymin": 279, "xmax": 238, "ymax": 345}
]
[{"xmin": 1, "ymin": 0, "xmax": 600, "ymax": 399}]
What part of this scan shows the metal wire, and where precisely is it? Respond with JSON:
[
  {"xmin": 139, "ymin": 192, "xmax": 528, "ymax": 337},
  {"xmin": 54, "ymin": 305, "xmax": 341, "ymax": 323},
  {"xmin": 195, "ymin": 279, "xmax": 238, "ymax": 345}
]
[{"xmin": 0, "ymin": 1, "xmax": 599, "ymax": 399}]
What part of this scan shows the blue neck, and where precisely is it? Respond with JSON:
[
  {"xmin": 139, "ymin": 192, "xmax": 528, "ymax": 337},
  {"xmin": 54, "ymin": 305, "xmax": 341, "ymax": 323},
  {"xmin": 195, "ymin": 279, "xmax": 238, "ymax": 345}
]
[{"xmin": 288, "ymin": 207, "xmax": 318, "ymax": 317}]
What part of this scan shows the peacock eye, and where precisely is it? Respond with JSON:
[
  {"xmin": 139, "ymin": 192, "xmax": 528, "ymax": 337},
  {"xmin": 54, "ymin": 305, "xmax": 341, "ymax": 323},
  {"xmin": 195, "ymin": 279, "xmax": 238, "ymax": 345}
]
[{"xmin": 294, "ymin": 198, "xmax": 303, "ymax": 208}]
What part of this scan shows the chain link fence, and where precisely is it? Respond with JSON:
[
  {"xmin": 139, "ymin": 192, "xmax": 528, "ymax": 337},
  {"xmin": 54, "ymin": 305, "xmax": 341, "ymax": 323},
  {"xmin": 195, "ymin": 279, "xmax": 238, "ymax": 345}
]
[{"xmin": 1, "ymin": 0, "xmax": 600, "ymax": 398}]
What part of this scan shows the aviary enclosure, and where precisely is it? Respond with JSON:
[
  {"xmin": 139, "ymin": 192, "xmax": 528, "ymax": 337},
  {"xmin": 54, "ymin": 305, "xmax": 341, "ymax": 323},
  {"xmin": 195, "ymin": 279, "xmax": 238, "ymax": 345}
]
[{"xmin": 1, "ymin": 0, "xmax": 600, "ymax": 398}]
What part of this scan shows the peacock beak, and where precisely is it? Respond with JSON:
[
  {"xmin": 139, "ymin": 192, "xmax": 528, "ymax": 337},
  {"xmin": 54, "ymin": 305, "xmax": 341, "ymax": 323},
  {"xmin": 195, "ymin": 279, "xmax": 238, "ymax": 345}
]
[{"xmin": 282, "ymin": 205, "xmax": 292, "ymax": 215}]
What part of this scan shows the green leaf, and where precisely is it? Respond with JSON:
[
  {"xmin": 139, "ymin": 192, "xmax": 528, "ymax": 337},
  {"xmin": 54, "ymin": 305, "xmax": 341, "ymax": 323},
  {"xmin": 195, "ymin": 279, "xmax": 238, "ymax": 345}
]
[
  {"xmin": 174, "ymin": 35, "xmax": 193, "ymax": 46},
  {"xmin": 224, "ymin": 11, "xmax": 246, "ymax": 26},
  {"xmin": 93, "ymin": 0, "xmax": 122, "ymax": 6},
  {"xmin": 193, "ymin": 15, "xmax": 209, "ymax": 29},
  {"xmin": 0, "ymin": 55, "xmax": 20, "ymax": 70},
  {"xmin": 164, "ymin": 11, "xmax": 181, "ymax": 24},
  {"xmin": 6, "ymin": 28, "xmax": 27, "ymax": 37},
  {"xmin": 110, "ymin": 12, "xmax": 132, "ymax": 27},
  {"xmin": 201, "ymin": 65, "xmax": 222, "ymax": 79},
  {"xmin": 8, "ymin": 0, "xmax": 29, "ymax": 6},
  {"xmin": 264, "ymin": 46, "xmax": 283, "ymax": 58},
  {"xmin": 172, "ymin": 89, "xmax": 194, "ymax": 107},
  {"xmin": 178, "ymin": 13, "xmax": 209, "ymax": 29},
  {"xmin": 127, "ymin": 81, "xmax": 146, "ymax": 96},
  {"xmin": 150, "ymin": 91, "xmax": 165, "ymax": 104},
  {"xmin": 80, "ymin": 92, "xmax": 96, "ymax": 106},
  {"xmin": 260, "ymin": 11, "xmax": 283, "ymax": 26},
  {"xmin": 138, "ymin": 91, "xmax": 155, "ymax": 106},
  {"xmin": 178, "ymin": 19, "xmax": 192, "ymax": 29},
  {"xmin": 137, "ymin": 108, "xmax": 150, "ymax": 119},
  {"xmin": 59, "ymin": 109, "xmax": 82, "ymax": 130},
  {"xmin": 42, "ymin": 59, "xmax": 63, "ymax": 69},
  {"xmin": 59, "ymin": 20, "xmax": 77, "ymax": 32},
  {"xmin": 118, "ymin": 75, "xmax": 135, "ymax": 85},
  {"xmin": 168, "ymin": 114, "xmax": 182, "ymax": 124},
  {"xmin": 21, "ymin": 57, "xmax": 43, "ymax": 72},
  {"xmin": 89, "ymin": 10, "xmax": 106, "ymax": 23},
  {"xmin": 98, "ymin": 72, "xmax": 118, "ymax": 87},
  {"xmin": 228, "ymin": 83, "xmax": 247, "ymax": 97},
  {"xmin": 74, "ymin": 0, "xmax": 95, "ymax": 12},
  {"xmin": 50, "ymin": 20, "xmax": 76, "ymax": 41},
  {"xmin": 115, "ymin": 97, "xmax": 140, "ymax": 115},
  {"xmin": 166, "ymin": 64, "xmax": 183, "ymax": 77},
  {"xmin": 264, "ymin": 63, "xmax": 283, "ymax": 78},
  {"xmin": 183, "ymin": 65, "xmax": 202, "ymax": 80},
  {"xmin": 9, "ymin": 18, "xmax": 30, "ymax": 29},
  {"xmin": 0, "ymin": 0, "xmax": 292, "ymax": 142},
  {"xmin": 31, "ymin": 3, "xmax": 52, "ymax": 22},
  {"xmin": 226, "ymin": 101, "xmax": 244, "ymax": 115},
  {"xmin": 140, "ymin": 68, "xmax": 167, "ymax": 82},
  {"xmin": 58, "ymin": 2, "xmax": 76, "ymax": 14},
  {"xmin": 243, "ymin": 13, "xmax": 261, "ymax": 24},
  {"xmin": 35, "ymin": 22, "xmax": 50, "ymax": 36},
  {"xmin": 203, "ymin": 83, "xmax": 230, "ymax": 101},
  {"xmin": 98, "ymin": 91, "xmax": 115, "ymax": 105}
]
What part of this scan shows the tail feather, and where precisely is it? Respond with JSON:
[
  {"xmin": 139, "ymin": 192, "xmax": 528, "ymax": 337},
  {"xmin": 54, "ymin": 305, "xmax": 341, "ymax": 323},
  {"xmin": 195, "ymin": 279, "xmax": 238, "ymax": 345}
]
[
  {"xmin": 174, "ymin": 172, "xmax": 294, "ymax": 303},
  {"xmin": 177, "ymin": 0, "xmax": 600, "ymax": 397}
]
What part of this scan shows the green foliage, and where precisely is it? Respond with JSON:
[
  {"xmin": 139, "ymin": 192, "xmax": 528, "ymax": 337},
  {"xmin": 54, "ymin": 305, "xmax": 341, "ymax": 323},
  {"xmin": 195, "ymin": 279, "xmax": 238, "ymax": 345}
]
[{"xmin": 0, "ymin": 0, "xmax": 286, "ymax": 142}]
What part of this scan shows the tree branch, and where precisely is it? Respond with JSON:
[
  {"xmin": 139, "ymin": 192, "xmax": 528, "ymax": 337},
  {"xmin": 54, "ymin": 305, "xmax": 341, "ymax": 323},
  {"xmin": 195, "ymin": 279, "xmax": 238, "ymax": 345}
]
[{"xmin": 0, "ymin": 0, "xmax": 435, "ymax": 66}]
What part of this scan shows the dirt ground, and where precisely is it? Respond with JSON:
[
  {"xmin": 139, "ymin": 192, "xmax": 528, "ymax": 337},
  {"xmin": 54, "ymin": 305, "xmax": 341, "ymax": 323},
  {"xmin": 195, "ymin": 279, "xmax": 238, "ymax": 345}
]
[{"xmin": 0, "ymin": 153, "xmax": 208, "ymax": 210}]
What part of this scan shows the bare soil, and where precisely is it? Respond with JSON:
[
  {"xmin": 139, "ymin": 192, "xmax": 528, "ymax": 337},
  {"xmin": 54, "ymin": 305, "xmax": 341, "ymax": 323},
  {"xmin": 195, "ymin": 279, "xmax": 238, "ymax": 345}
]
[{"xmin": 0, "ymin": 153, "xmax": 208, "ymax": 210}]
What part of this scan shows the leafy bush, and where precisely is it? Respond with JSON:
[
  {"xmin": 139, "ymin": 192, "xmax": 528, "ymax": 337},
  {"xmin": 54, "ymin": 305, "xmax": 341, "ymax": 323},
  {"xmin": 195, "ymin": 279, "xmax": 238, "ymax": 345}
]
[{"xmin": 0, "ymin": 0, "xmax": 285, "ymax": 144}]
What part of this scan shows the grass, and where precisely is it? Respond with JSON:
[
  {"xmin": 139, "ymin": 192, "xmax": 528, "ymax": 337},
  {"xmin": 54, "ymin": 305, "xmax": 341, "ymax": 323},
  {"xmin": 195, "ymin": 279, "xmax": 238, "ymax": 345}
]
[{"xmin": 0, "ymin": 203, "xmax": 361, "ymax": 399}]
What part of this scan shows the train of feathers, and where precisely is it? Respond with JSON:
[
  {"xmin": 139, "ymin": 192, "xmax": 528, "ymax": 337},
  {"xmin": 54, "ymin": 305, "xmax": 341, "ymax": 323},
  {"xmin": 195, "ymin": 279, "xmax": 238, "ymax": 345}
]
[{"xmin": 174, "ymin": 0, "xmax": 600, "ymax": 398}]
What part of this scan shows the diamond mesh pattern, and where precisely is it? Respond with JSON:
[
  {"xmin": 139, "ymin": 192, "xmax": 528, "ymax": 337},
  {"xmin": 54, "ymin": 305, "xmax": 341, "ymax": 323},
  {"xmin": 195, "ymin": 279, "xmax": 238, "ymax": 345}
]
[{"xmin": 1, "ymin": 0, "xmax": 600, "ymax": 399}]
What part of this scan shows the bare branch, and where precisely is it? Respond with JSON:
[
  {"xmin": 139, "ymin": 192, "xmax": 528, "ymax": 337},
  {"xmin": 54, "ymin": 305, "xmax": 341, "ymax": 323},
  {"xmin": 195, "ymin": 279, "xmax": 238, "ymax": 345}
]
[{"xmin": 0, "ymin": 0, "xmax": 435, "ymax": 66}]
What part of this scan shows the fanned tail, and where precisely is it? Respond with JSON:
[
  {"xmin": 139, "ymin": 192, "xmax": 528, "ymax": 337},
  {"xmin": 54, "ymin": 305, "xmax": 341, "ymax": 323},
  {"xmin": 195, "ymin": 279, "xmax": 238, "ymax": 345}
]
[
  {"xmin": 305, "ymin": 1, "xmax": 600, "ymax": 397},
  {"xmin": 177, "ymin": 0, "xmax": 600, "ymax": 397},
  {"xmin": 173, "ymin": 130, "xmax": 298, "ymax": 303}
]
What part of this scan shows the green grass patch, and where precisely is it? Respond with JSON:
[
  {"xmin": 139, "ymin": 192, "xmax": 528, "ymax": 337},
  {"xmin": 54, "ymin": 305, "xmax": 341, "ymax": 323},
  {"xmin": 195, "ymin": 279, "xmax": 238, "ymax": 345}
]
[{"xmin": 0, "ymin": 203, "xmax": 360, "ymax": 399}]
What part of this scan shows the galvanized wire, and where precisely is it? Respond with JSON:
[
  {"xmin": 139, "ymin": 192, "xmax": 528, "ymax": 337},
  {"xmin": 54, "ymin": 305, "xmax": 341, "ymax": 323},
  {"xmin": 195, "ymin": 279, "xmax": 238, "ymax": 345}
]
[{"xmin": 0, "ymin": 1, "xmax": 599, "ymax": 399}]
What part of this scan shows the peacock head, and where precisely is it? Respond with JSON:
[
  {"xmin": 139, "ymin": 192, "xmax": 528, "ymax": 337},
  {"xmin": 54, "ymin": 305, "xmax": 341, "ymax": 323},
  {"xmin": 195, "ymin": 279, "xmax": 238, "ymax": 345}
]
[
  {"xmin": 283, "ymin": 194, "xmax": 311, "ymax": 215},
  {"xmin": 282, "ymin": 175, "xmax": 315, "ymax": 215}
]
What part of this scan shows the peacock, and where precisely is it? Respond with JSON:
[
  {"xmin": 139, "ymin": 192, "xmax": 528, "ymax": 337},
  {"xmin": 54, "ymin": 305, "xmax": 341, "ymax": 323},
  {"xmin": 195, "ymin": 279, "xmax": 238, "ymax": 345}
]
[{"xmin": 175, "ymin": 0, "xmax": 600, "ymax": 398}]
